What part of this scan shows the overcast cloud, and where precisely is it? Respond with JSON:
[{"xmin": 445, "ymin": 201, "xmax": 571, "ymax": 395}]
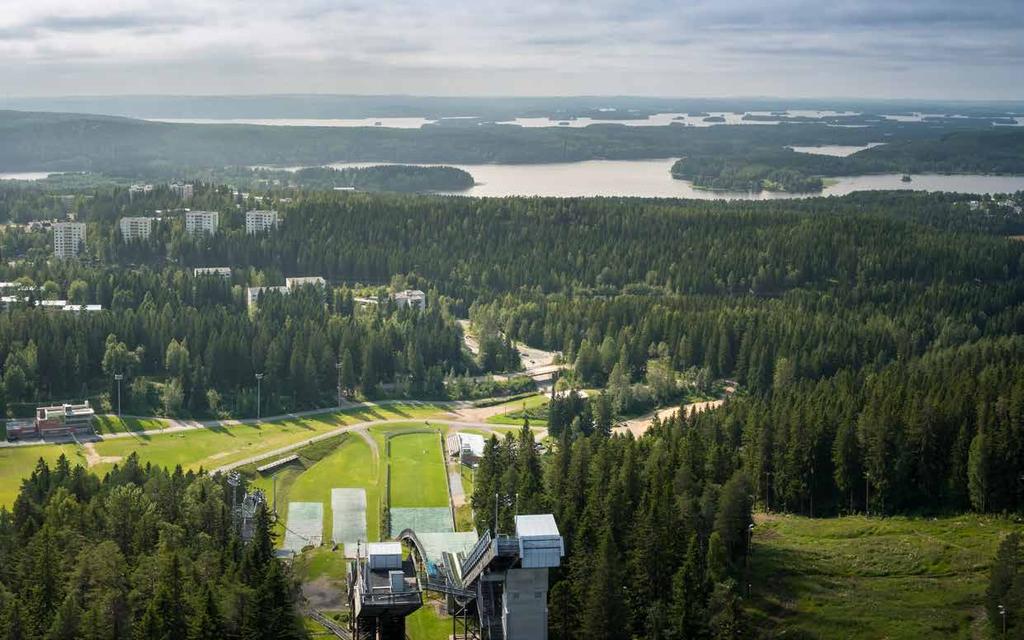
[{"xmin": 0, "ymin": 0, "xmax": 1021, "ymax": 98}]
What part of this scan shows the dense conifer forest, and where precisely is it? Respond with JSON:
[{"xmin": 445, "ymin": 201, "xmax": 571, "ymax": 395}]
[{"xmin": 0, "ymin": 455, "xmax": 306, "ymax": 640}]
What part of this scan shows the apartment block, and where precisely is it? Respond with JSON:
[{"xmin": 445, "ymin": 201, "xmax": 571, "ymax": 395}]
[
  {"xmin": 53, "ymin": 222, "xmax": 86, "ymax": 259},
  {"xmin": 119, "ymin": 216, "xmax": 154, "ymax": 241},
  {"xmin": 245, "ymin": 209, "xmax": 279, "ymax": 234},
  {"xmin": 185, "ymin": 210, "xmax": 219, "ymax": 236}
]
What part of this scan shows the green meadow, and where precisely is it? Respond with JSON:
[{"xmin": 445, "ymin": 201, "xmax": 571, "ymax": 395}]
[{"xmin": 748, "ymin": 513, "xmax": 1020, "ymax": 639}]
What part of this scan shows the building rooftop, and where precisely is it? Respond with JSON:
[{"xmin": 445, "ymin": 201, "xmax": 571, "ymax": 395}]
[{"xmin": 515, "ymin": 514, "xmax": 561, "ymax": 539}]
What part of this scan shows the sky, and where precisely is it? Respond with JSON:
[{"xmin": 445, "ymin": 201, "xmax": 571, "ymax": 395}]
[{"xmin": 0, "ymin": 0, "xmax": 1022, "ymax": 99}]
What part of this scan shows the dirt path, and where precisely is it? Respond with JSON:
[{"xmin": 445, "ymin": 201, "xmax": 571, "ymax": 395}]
[
  {"xmin": 614, "ymin": 399, "xmax": 726, "ymax": 438},
  {"xmin": 351, "ymin": 427, "xmax": 380, "ymax": 459},
  {"xmin": 81, "ymin": 442, "xmax": 123, "ymax": 467}
]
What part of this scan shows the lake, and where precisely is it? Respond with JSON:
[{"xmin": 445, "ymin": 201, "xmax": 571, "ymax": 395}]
[{"xmin": 323, "ymin": 160, "xmax": 1024, "ymax": 199}]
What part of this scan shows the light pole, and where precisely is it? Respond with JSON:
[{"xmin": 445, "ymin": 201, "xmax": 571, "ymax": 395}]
[
  {"xmin": 114, "ymin": 373, "xmax": 123, "ymax": 418},
  {"xmin": 865, "ymin": 471, "xmax": 871, "ymax": 517},
  {"xmin": 255, "ymin": 373, "xmax": 264, "ymax": 420},
  {"xmin": 336, "ymin": 360, "xmax": 343, "ymax": 408},
  {"xmin": 746, "ymin": 523, "xmax": 755, "ymax": 595},
  {"xmin": 764, "ymin": 471, "xmax": 772, "ymax": 513},
  {"xmin": 998, "ymin": 604, "xmax": 1006, "ymax": 638}
]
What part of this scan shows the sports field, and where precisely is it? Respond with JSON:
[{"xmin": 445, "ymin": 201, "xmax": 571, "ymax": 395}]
[{"xmin": 748, "ymin": 513, "xmax": 1018, "ymax": 639}]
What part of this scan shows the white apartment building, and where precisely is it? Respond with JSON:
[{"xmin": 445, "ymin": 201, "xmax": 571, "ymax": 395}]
[
  {"xmin": 128, "ymin": 184, "xmax": 153, "ymax": 200},
  {"xmin": 285, "ymin": 276, "xmax": 326, "ymax": 289},
  {"xmin": 246, "ymin": 286, "xmax": 289, "ymax": 309},
  {"xmin": 245, "ymin": 209, "xmax": 279, "ymax": 235},
  {"xmin": 119, "ymin": 216, "xmax": 154, "ymax": 241},
  {"xmin": 185, "ymin": 210, "xmax": 219, "ymax": 236},
  {"xmin": 170, "ymin": 183, "xmax": 194, "ymax": 200},
  {"xmin": 393, "ymin": 289, "xmax": 426, "ymax": 310},
  {"xmin": 194, "ymin": 267, "xmax": 231, "ymax": 278},
  {"xmin": 53, "ymin": 222, "xmax": 86, "ymax": 259}
]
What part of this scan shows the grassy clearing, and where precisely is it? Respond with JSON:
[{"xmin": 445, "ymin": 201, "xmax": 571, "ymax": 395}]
[
  {"xmin": 389, "ymin": 431, "xmax": 449, "ymax": 508},
  {"xmin": 485, "ymin": 394, "xmax": 549, "ymax": 425},
  {"xmin": 0, "ymin": 443, "xmax": 85, "ymax": 508},
  {"xmin": 748, "ymin": 513, "xmax": 1019, "ymax": 639},
  {"xmin": 292, "ymin": 546, "xmax": 349, "ymax": 583},
  {"xmin": 93, "ymin": 415, "xmax": 170, "ymax": 435},
  {"xmin": 407, "ymin": 602, "xmax": 453, "ymax": 640}
]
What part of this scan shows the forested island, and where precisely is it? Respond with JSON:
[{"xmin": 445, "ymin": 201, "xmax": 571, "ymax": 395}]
[{"xmin": 210, "ymin": 165, "xmax": 475, "ymax": 193}]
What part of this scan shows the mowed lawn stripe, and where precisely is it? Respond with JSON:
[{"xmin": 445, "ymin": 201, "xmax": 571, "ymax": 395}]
[{"xmin": 389, "ymin": 432, "xmax": 450, "ymax": 508}]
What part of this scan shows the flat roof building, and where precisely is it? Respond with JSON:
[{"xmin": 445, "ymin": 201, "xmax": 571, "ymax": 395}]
[
  {"xmin": 119, "ymin": 216, "xmax": 154, "ymax": 241},
  {"xmin": 53, "ymin": 222, "xmax": 86, "ymax": 259},
  {"xmin": 285, "ymin": 276, "xmax": 326, "ymax": 289},
  {"xmin": 393, "ymin": 289, "xmax": 426, "ymax": 310},
  {"xmin": 246, "ymin": 209, "xmax": 279, "ymax": 235},
  {"xmin": 246, "ymin": 285, "xmax": 289, "ymax": 309},
  {"xmin": 194, "ymin": 267, "xmax": 231, "ymax": 278},
  {"xmin": 185, "ymin": 210, "xmax": 219, "ymax": 236},
  {"xmin": 170, "ymin": 182, "xmax": 194, "ymax": 200}
]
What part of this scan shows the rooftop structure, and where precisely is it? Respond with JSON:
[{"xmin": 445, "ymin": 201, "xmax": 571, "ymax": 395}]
[
  {"xmin": 245, "ymin": 209, "xmax": 278, "ymax": 234},
  {"xmin": 448, "ymin": 432, "xmax": 486, "ymax": 467},
  {"xmin": 185, "ymin": 210, "xmax": 219, "ymax": 236},
  {"xmin": 393, "ymin": 289, "xmax": 426, "ymax": 310},
  {"xmin": 349, "ymin": 542, "xmax": 422, "ymax": 639},
  {"xmin": 53, "ymin": 222, "xmax": 86, "ymax": 259},
  {"xmin": 119, "ymin": 216, "xmax": 154, "ymax": 241}
]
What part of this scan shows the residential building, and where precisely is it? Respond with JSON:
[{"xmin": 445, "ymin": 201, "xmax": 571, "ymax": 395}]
[
  {"xmin": 170, "ymin": 182, "xmax": 194, "ymax": 200},
  {"xmin": 128, "ymin": 184, "xmax": 154, "ymax": 200},
  {"xmin": 246, "ymin": 209, "xmax": 279, "ymax": 234},
  {"xmin": 246, "ymin": 286, "xmax": 289, "ymax": 309},
  {"xmin": 185, "ymin": 210, "xmax": 219, "ymax": 236},
  {"xmin": 53, "ymin": 222, "xmax": 86, "ymax": 259},
  {"xmin": 285, "ymin": 276, "xmax": 326, "ymax": 289},
  {"xmin": 194, "ymin": 267, "xmax": 232, "ymax": 278},
  {"xmin": 119, "ymin": 216, "xmax": 154, "ymax": 241},
  {"xmin": 393, "ymin": 289, "xmax": 426, "ymax": 310}
]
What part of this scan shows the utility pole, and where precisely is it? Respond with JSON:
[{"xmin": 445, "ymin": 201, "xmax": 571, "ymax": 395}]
[
  {"xmin": 255, "ymin": 373, "xmax": 264, "ymax": 420},
  {"xmin": 114, "ymin": 373, "xmax": 123, "ymax": 418}
]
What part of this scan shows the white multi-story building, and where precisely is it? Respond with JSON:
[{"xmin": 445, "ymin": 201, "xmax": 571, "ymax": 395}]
[
  {"xmin": 393, "ymin": 289, "xmax": 426, "ymax": 310},
  {"xmin": 285, "ymin": 276, "xmax": 326, "ymax": 289},
  {"xmin": 245, "ymin": 209, "xmax": 279, "ymax": 235},
  {"xmin": 53, "ymin": 222, "xmax": 86, "ymax": 259},
  {"xmin": 194, "ymin": 267, "xmax": 232, "ymax": 278},
  {"xmin": 119, "ymin": 216, "xmax": 154, "ymax": 241},
  {"xmin": 246, "ymin": 286, "xmax": 289, "ymax": 309},
  {"xmin": 128, "ymin": 184, "xmax": 154, "ymax": 200},
  {"xmin": 185, "ymin": 210, "xmax": 219, "ymax": 236},
  {"xmin": 170, "ymin": 183, "xmax": 194, "ymax": 200}
]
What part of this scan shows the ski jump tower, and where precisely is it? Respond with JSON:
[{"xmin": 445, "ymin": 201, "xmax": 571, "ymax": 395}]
[
  {"xmin": 400, "ymin": 513, "xmax": 565, "ymax": 640},
  {"xmin": 348, "ymin": 542, "xmax": 423, "ymax": 640}
]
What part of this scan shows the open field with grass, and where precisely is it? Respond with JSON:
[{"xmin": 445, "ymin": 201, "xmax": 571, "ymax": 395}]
[
  {"xmin": 0, "ymin": 403, "xmax": 445, "ymax": 510},
  {"xmin": 247, "ymin": 433, "xmax": 382, "ymax": 546},
  {"xmin": 407, "ymin": 602, "xmax": 454, "ymax": 640},
  {"xmin": 748, "ymin": 513, "xmax": 1021, "ymax": 639},
  {"xmin": 389, "ymin": 431, "xmax": 450, "ymax": 508},
  {"xmin": 485, "ymin": 393, "xmax": 550, "ymax": 425},
  {"xmin": 89, "ymin": 403, "xmax": 442, "ymax": 476},
  {"xmin": 93, "ymin": 415, "xmax": 171, "ymax": 435},
  {"xmin": 0, "ymin": 443, "xmax": 85, "ymax": 508}
]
